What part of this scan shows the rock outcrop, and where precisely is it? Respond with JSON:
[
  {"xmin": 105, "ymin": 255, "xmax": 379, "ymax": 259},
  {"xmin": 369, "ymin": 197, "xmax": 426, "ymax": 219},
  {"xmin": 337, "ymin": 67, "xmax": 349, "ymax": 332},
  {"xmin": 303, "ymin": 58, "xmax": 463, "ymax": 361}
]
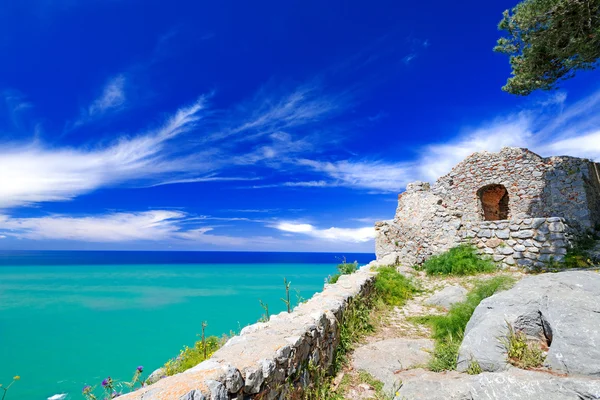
[
  {"xmin": 424, "ymin": 285, "xmax": 467, "ymax": 310},
  {"xmin": 394, "ymin": 368, "xmax": 600, "ymax": 400},
  {"xmin": 457, "ymin": 271, "xmax": 600, "ymax": 376},
  {"xmin": 351, "ymin": 338, "xmax": 433, "ymax": 394}
]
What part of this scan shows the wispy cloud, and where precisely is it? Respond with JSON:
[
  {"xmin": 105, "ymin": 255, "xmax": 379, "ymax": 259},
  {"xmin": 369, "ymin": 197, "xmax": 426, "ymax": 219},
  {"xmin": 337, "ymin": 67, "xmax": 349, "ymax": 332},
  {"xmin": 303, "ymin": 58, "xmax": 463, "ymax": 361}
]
[
  {"xmin": 0, "ymin": 210, "xmax": 275, "ymax": 247},
  {"xmin": 274, "ymin": 222, "xmax": 375, "ymax": 243},
  {"xmin": 291, "ymin": 87, "xmax": 600, "ymax": 193},
  {"xmin": 297, "ymin": 159, "xmax": 414, "ymax": 192},
  {"xmin": 88, "ymin": 74, "xmax": 127, "ymax": 116},
  {"xmin": 0, "ymin": 210, "xmax": 184, "ymax": 242},
  {"xmin": 0, "ymin": 98, "xmax": 208, "ymax": 208}
]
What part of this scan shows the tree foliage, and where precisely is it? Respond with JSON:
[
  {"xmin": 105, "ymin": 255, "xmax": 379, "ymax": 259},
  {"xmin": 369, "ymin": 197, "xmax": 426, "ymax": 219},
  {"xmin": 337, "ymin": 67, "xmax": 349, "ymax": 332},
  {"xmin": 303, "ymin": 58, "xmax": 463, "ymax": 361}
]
[{"xmin": 495, "ymin": 0, "xmax": 600, "ymax": 95}]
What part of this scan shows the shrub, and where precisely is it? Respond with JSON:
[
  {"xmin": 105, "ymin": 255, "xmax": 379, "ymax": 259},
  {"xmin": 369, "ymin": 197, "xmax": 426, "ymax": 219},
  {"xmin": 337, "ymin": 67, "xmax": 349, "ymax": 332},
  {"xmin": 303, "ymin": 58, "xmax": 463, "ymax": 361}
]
[
  {"xmin": 420, "ymin": 245, "xmax": 497, "ymax": 276},
  {"xmin": 164, "ymin": 335, "xmax": 225, "ymax": 375},
  {"xmin": 501, "ymin": 323, "xmax": 545, "ymax": 369},
  {"xmin": 413, "ymin": 276, "xmax": 515, "ymax": 371},
  {"xmin": 373, "ymin": 266, "xmax": 418, "ymax": 307},
  {"xmin": 328, "ymin": 260, "xmax": 358, "ymax": 284}
]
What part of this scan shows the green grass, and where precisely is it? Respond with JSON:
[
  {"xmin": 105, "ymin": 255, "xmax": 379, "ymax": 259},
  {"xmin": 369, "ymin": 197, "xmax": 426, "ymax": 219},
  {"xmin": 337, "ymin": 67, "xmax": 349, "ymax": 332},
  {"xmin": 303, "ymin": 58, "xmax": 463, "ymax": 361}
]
[
  {"xmin": 413, "ymin": 276, "xmax": 516, "ymax": 371},
  {"xmin": 466, "ymin": 359, "xmax": 482, "ymax": 375},
  {"xmin": 328, "ymin": 261, "xmax": 358, "ymax": 284},
  {"xmin": 500, "ymin": 323, "xmax": 545, "ymax": 369},
  {"xmin": 163, "ymin": 335, "xmax": 225, "ymax": 376},
  {"xmin": 418, "ymin": 244, "xmax": 497, "ymax": 276},
  {"xmin": 373, "ymin": 266, "xmax": 419, "ymax": 306}
]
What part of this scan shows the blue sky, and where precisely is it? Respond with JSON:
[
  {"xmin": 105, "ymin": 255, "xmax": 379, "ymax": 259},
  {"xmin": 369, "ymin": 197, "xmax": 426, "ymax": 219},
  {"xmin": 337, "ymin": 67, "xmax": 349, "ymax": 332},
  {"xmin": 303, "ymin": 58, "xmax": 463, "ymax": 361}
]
[{"xmin": 1, "ymin": 0, "xmax": 599, "ymax": 252}]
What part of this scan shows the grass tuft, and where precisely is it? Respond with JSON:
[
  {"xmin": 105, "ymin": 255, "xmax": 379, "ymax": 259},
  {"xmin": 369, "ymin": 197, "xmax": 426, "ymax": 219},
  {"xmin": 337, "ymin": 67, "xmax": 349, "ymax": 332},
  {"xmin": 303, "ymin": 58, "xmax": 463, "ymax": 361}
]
[
  {"xmin": 500, "ymin": 323, "xmax": 545, "ymax": 369},
  {"xmin": 328, "ymin": 260, "xmax": 358, "ymax": 284},
  {"xmin": 419, "ymin": 244, "xmax": 497, "ymax": 276},
  {"xmin": 466, "ymin": 359, "xmax": 482, "ymax": 375},
  {"xmin": 373, "ymin": 266, "xmax": 419, "ymax": 307}
]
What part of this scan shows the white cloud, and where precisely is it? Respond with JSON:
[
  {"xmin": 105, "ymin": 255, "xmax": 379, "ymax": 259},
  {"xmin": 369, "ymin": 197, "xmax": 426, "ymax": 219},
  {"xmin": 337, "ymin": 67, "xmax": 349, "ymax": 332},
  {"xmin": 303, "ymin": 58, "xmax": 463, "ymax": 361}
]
[
  {"xmin": 0, "ymin": 210, "xmax": 184, "ymax": 242},
  {"xmin": 537, "ymin": 131, "xmax": 600, "ymax": 160},
  {"xmin": 0, "ymin": 210, "xmax": 276, "ymax": 247},
  {"xmin": 0, "ymin": 99, "xmax": 208, "ymax": 208},
  {"xmin": 298, "ymin": 159, "xmax": 413, "ymax": 192},
  {"xmin": 88, "ymin": 74, "xmax": 127, "ymax": 116},
  {"xmin": 283, "ymin": 180, "xmax": 331, "ymax": 187},
  {"xmin": 274, "ymin": 222, "xmax": 375, "ymax": 243}
]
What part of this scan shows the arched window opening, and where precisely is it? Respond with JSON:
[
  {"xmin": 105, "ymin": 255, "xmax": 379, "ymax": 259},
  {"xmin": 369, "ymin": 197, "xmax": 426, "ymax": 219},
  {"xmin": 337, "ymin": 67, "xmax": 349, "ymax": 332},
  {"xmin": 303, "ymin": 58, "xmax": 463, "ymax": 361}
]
[{"xmin": 478, "ymin": 184, "xmax": 509, "ymax": 221}]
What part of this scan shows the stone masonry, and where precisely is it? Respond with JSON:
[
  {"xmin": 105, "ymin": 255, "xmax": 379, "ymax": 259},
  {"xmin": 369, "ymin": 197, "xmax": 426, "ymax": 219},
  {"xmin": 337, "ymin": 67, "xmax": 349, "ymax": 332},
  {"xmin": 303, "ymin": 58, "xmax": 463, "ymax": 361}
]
[
  {"xmin": 117, "ymin": 267, "xmax": 376, "ymax": 400},
  {"xmin": 376, "ymin": 147, "xmax": 600, "ymax": 270}
]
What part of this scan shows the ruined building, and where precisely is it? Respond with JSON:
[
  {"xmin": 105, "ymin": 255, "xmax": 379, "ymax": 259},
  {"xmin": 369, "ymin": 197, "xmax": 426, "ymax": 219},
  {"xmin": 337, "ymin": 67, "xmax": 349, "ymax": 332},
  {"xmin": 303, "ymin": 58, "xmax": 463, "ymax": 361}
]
[{"xmin": 375, "ymin": 147, "xmax": 600, "ymax": 269}]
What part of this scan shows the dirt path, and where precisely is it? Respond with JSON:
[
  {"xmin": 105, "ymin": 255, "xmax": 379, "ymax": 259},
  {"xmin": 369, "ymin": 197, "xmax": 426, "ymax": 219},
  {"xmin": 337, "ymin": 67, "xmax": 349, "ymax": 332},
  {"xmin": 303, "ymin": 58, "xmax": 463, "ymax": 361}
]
[{"xmin": 337, "ymin": 269, "xmax": 524, "ymax": 400}]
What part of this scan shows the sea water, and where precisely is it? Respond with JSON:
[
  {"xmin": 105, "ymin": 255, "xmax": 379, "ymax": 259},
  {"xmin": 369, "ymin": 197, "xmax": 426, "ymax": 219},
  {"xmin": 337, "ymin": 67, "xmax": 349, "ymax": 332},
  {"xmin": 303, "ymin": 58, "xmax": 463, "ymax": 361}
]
[{"xmin": 0, "ymin": 251, "xmax": 374, "ymax": 400}]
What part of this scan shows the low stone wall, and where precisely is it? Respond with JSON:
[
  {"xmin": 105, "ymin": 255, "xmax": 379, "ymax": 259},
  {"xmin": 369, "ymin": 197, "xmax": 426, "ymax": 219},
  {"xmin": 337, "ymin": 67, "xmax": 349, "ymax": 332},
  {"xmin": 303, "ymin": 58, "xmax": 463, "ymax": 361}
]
[
  {"xmin": 118, "ymin": 267, "xmax": 376, "ymax": 400},
  {"xmin": 462, "ymin": 217, "xmax": 570, "ymax": 270}
]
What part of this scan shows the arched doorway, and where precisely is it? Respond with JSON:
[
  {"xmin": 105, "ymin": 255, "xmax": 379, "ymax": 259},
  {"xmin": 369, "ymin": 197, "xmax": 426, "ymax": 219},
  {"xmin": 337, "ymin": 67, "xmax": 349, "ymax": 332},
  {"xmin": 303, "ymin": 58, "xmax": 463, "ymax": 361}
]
[{"xmin": 478, "ymin": 184, "xmax": 509, "ymax": 221}]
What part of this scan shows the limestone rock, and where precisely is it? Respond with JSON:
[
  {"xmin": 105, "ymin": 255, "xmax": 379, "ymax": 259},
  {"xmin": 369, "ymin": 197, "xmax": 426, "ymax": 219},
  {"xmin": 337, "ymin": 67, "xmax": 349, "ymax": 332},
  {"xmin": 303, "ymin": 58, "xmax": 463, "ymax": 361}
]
[
  {"xmin": 424, "ymin": 285, "xmax": 467, "ymax": 310},
  {"xmin": 394, "ymin": 368, "xmax": 600, "ymax": 400},
  {"xmin": 352, "ymin": 338, "xmax": 434, "ymax": 394},
  {"xmin": 457, "ymin": 271, "xmax": 600, "ymax": 376}
]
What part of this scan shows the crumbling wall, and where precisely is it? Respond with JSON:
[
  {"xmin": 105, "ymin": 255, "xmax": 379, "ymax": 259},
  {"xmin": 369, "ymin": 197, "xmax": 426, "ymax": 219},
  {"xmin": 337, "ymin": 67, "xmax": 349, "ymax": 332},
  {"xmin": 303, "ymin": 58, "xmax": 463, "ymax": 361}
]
[{"xmin": 375, "ymin": 181, "xmax": 461, "ymax": 264}]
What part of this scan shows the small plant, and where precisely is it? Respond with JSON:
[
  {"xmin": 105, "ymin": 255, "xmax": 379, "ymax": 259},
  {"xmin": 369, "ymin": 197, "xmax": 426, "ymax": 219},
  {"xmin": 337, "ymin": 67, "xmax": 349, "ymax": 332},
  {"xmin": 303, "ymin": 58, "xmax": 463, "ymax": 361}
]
[
  {"xmin": 294, "ymin": 288, "xmax": 305, "ymax": 306},
  {"xmin": 373, "ymin": 266, "xmax": 418, "ymax": 307},
  {"xmin": 101, "ymin": 376, "xmax": 118, "ymax": 399},
  {"xmin": 163, "ymin": 336, "xmax": 224, "ymax": 376},
  {"xmin": 81, "ymin": 385, "xmax": 97, "ymax": 400},
  {"xmin": 501, "ymin": 323, "xmax": 545, "ymax": 369},
  {"xmin": 258, "ymin": 299, "xmax": 270, "ymax": 322},
  {"xmin": 328, "ymin": 260, "xmax": 359, "ymax": 284},
  {"xmin": 428, "ymin": 340, "xmax": 460, "ymax": 372},
  {"xmin": 1, "ymin": 376, "xmax": 20, "ymax": 400},
  {"xmin": 419, "ymin": 244, "xmax": 497, "ymax": 276},
  {"xmin": 466, "ymin": 359, "xmax": 482, "ymax": 375},
  {"xmin": 200, "ymin": 321, "xmax": 208, "ymax": 360},
  {"xmin": 282, "ymin": 278, "xmax": 292, "ymax": 313}
]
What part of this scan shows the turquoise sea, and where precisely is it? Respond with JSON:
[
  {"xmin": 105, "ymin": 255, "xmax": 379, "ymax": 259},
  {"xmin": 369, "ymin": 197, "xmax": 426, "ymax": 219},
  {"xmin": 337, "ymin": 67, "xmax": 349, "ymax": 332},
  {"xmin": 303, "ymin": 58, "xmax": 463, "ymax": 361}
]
[{"xmin": 0, "ymin": 251, "xmax": 374, "ymax": 400}]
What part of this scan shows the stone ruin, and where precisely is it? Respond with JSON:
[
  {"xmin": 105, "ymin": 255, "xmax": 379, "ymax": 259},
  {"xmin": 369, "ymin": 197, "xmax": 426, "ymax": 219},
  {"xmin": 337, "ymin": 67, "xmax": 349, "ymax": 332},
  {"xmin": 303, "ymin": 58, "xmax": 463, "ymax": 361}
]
[{"xmin": 375, "ymin": 147, "xmax": 600, "ymax": 270}]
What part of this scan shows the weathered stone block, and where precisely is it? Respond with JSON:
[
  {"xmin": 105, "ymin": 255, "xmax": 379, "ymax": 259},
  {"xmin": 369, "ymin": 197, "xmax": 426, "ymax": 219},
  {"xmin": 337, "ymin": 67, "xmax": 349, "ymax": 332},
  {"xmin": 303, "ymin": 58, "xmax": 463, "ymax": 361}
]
[{"xmin": 513, "ymin": 230, "xmax": 534, "ymax": 239}]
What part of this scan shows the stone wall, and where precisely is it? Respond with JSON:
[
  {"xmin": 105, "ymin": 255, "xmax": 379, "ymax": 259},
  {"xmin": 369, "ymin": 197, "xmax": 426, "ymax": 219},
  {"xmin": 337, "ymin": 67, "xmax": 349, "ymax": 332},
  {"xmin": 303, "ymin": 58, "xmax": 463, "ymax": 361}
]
[
  {"xmin": 375, "ymin": 147, "xmax": 600, "ymax": 269},
  {"xmin": 117, "ymin": 267, "xmax": 376, "ymax": 400},
  {"xmin": 462, "ymin": 217, "xmax": 570, "ymax": 270}
]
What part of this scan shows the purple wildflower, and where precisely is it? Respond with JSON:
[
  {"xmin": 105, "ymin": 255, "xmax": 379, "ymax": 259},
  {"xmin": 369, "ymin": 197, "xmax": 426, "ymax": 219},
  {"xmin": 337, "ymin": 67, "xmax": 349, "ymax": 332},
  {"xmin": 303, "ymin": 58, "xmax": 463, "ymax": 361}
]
[
  {"xmin": 82, "ymin": 385, "xmax": 92, "ymax": 393},
  {"xmin": 101, "ymin": 377, "xmax": 111, "ymax": 387},
  {"xmin": 136, "ymin": 366, "xmax": 143, "ymax": 373}
]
